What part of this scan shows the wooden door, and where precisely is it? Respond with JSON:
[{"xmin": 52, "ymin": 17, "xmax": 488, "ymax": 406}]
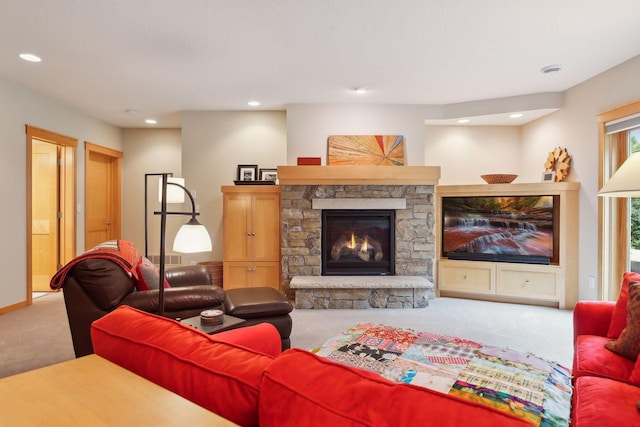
[
  {"xmin": 85, "ymin": 143, "xmax": 121, "ymax": 250},
  {"xmin": 31, "ymin": 143, "xmax": 59, "ymax": 291},
  {"xmin": 223, "ymin": 193, "xmax": 252, "ymax": 261},
  {"xmin": 251, "ymin": 193, "xmax": 280, "ymax": 262},
  {"xmin": 26, "ymin": 125, "xmax": 76, "ymax": 305}
]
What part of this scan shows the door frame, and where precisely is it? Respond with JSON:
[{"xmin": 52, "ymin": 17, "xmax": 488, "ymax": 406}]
[
  {"xmin": 84, "ymin": 142, "xmax": 122, "ymax": 250},
  {"xmin": 26, "ymin": 125, "xmax": 76, "ymax": 305}
]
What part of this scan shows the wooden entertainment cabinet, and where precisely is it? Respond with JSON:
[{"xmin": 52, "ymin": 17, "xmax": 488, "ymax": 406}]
[
  {"xmin": 436, "ymin": 182, "xmax": 580, "ymax": 309},
  {"xmin": 222, "ymin": 185, "xmax": 281, "ymax": 290}
]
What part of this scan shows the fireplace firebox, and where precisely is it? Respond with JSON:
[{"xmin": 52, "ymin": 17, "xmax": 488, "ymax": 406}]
[{"xmin": 321, "ymin": 210, "xmax": 395, "ymax": 276}]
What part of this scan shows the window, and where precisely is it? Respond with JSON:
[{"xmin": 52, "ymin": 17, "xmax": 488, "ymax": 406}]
[
  {"xmin": 598, "ymin": 101, "xmax": 640, "ymax": 301},
  {"xmin": 630, "ymin": 128, "xmax": 640, "ymax": 272}
]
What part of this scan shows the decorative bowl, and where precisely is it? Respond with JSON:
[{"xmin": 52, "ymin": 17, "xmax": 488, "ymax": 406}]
[{"xmin": 481, "ymin": 174, "xmax": 518, "ymax": 184}]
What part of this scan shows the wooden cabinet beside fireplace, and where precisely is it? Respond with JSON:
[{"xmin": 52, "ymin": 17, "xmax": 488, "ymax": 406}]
[
  {"xmin": 222, "ymin": 185, "xmax": 281, "ymax": 290},
  {"xmin": 435, "ymin": 182, "xmax": 580, "ymax": 309}
]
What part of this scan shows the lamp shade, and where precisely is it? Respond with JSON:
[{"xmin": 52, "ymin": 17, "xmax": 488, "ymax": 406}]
[
  {"xmin": 159, "ymin": 177, "xmax": 186, "ymax": 203},
  {"xmin": 173, "ymin": 218, "xmax": 212, "ymax": 253},
  {"xmin": 598, "ymin": 151, "xmax": 640, "ymax": 197}
]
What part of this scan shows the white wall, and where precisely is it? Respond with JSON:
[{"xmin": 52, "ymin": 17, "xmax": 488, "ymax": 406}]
[
  {"xmin": 286, "ymin": 104, "xmax": 441, "ymax": 166},
  {"xmin": 425, "ymin": 126, "xmax": 522, "ymax": 185},
  {"xmin": 181, "ymin": 111, "xmax": 287, "ymax": 263},
  {"xmin": 521, "ymin": 54, "xmax": 640, "ymax": 300},
  {"xmin": 121, "ymin": 128, "xmax": 182, "ymax": 257},
  {"xmin": 0, "ymin": 76, "xmax": 121, "ymax": 309}
]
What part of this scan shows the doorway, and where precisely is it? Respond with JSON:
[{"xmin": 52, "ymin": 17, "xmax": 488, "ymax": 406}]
[
  {"xmin": 26, "ymin": 125, "xmax": 76, "ymax": 303},
  {"xmin": 84, "ymin": 142, "xmax": 122, "ymax": 250}
]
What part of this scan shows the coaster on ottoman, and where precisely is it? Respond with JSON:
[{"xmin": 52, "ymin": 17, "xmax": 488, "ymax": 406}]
[{"xmin": 200, "ymin": 309, "xmax": 224, "ymax": 326}]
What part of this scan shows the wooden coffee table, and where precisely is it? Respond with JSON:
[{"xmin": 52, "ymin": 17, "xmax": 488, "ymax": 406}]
[{"xmin": 0, "ymin": 355, "xmax": 239, "ymax": 426}]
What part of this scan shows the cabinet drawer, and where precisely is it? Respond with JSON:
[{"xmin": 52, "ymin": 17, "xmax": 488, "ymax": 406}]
[
  {"xmin": 439, "ymin": 262, "xmax": 494, "ymax": 294},
  {"xmin": 497, "ymin": 268, "xmax": 557, "ymax": 299}
]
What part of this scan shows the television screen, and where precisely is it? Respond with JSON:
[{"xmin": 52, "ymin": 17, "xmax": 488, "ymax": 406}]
[{"xmin": 441, "ymin": 195, "xmax": 556, "ymax": 264}]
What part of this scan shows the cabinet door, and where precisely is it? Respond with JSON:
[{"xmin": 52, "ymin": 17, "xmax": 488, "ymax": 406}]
[
  {"xmin": 439, "ymin": 261, "xmax": 495, "ymax": 294},
  {"xmin": 223, "ymin": 261, "xmax": 280, "ymax": 290},
  {"xmin": 252, "ymin": 262, "xmax": 281, "ymax": 289},
  {"xmin": 497, "ymin": 265, "xmax": 558, "ymax": 300},
  {"xmin": 223, "ymin": 193, "xmax": 252, "ymax": 261},
  {"xmin": 251, "ymin": 193, "xmax": 280, "ymax": 261},
  {"xmin": 223, "ymin": 262, "xmax": 251, "ymax": 290}
]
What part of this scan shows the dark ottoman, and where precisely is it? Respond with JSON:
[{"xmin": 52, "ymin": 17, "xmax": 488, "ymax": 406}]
[{"xmin": 224, "ymin": 287, "xmax": 293, "ymax": 350}]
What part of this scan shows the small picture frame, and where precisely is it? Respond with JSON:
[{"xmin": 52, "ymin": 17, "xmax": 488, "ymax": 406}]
[
  {"xmin": 237, "ymin": 164, "xmax": 258, "ymax": 181},
  {"xmin": 542, "ymin": 170, "xmax": 556, "ymax": 182},
  {"xmin": 259, "ymin": 168, "xmax": 278, "ymax": 182}
]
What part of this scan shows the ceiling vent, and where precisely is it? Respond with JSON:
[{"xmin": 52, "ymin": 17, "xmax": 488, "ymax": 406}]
[{"xmin": 541, "ymin": 65, "xmax": 562, "ymax": 74}]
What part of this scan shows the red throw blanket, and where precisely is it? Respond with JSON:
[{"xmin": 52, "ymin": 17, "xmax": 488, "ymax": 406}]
[{"xmin": 50, "ymin": 240, "xmax": 139, "ymax": 290}]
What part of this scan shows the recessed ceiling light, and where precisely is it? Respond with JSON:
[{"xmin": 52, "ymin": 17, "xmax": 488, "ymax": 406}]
[
  {"xmin": 509, "ymin": 113, "xmax": 523, "ymax": 119},
  {"xmin": 248, "ymin": 101, "xmax": 261, "ymax": 107},
  {"xmin": 540, "ymin": 64, "xmax": 562, "ymax": 74},
  {"xmin": 353, "ymin": 87, "xmax": 367, "ymax": 94},
  {"xmin": 125, "ymin": 109, "xmax": 138, "ymax": 115},
  {"xmin": 457, "ymin": 119, "xmax": 470, "ymax": 124},
  {"xmin": 145, "ymin": 119, "xmax": 157, "ymax": 125},
  {"xmin": 19, "ymin": 53, "xmax": 41, "ymax": 62}
]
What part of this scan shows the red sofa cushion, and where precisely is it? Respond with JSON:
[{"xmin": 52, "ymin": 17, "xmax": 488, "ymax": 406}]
[
  {"xmin": 573, "ymin": 335, "xmax": 635, "ymax": 383},
  {"xmin": 571, "ymin": 376, "xmax": 640, "ymax": 426},
  {"xmin": 91, "ymin": 305, "xmax": 278, "ymax": 427},
  {"xmin": 607, "ymin": 271, "xmax": 640, "ymax": 338},
  {"xmin": 605, "ymin": 282, "xmax": 640, "ymax": 360},
  {"xmin": 630, "ymin": 357, "xmax": 640, "ymax": 386},
  {"xmin": 259, "ymin": 348, "xmax": 532, "ymax": 427},
  {"xmin": 573, "ymin": 300, "xmax": 614, "ymax": 344}
]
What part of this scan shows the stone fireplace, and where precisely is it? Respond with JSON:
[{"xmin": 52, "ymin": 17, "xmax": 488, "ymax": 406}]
[
  {"xmin": 278, "ymin": 165, "xmax": 441, "ymax": 309},
  {"xmin": 322, "ymin": 209, "xmax": 395, "ymax": 276}
]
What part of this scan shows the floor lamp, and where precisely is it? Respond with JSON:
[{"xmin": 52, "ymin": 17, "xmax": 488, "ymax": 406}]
[
  {"xmin": 156, "ymin": 173, "xmax": 212, "ymax": 316},
  {"xmin": 598, "ymin": 151, "xmax": 640, "ymax": 197},
  {"xmin": 144, "ymin": 172, "xmax": 173, "ymax": 258}
]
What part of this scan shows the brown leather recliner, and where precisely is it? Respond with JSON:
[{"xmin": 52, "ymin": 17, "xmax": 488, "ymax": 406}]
[{"xmin": 61, "ymin": 258, "xmax": 226, "ymax": 357}]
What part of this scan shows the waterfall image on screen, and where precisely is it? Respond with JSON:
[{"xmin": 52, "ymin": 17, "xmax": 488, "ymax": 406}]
[{"xmin": 442, "ymin": 195, "xmax": 554, "ymax": 262}]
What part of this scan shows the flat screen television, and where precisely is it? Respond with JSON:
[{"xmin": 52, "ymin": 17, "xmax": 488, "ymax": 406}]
[{"xmin": 441, "ymin": 195, "xmax": 559, "ymax": 265}]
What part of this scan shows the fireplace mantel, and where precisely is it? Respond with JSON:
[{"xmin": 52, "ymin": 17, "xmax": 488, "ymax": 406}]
[{"xmin": 277, "ymin": 165, "xmax": 440, "ymax": 185}]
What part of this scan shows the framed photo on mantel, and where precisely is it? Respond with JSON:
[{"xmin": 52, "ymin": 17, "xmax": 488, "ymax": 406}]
[
  {"xmin": 237, "ymin": 164, "xmax": 258, "ymax": 181},
  {"xmin": 542, "ymin": 170, "xmax": 556, "ymax": 183},
  {"xmin": 259, "ymin": 168, "xmax": 278, "ymax": 182}
]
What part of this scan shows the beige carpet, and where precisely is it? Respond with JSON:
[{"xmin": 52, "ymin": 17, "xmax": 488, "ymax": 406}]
[
  {"xmin": 0, "ymin": 291, "xmax": 75, "ymax": 378},
  {"xmin": 0, "ymin": 291, "xmax": 574, "ymax": 378},
  {"xmin": 290, "ymin": 297, "xmax": 574, "ymax": 368}
]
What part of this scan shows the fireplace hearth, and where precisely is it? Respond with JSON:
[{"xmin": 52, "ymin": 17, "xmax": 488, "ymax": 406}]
[{"xmin": 322, "ymin": 210, "xmax": 395, "ymax": 276}]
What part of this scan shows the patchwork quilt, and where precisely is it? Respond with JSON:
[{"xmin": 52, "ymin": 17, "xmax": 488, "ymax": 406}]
[{"xmin": 314, "ymin": 323, "xmax": 572, "ymax": 427}]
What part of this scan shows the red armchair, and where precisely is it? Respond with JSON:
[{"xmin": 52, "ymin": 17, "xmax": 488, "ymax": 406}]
[{"xmin": 572, "ymin": 299, "xmax": 640, "ymax": 425}]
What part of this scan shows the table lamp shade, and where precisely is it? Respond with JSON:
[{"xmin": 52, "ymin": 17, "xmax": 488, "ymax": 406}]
[{"xmin": 599, "ymin": 151, "xmax": 640, "ymax": 197}]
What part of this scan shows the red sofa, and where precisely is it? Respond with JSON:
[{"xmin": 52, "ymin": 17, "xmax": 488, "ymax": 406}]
[
  {"xmin": 92, "ymin": 306, "xmax": 533, "ymax": 427},
  {"xmin": 571, "ymin": 273, "xmax": 640, "ymax": 425}
]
